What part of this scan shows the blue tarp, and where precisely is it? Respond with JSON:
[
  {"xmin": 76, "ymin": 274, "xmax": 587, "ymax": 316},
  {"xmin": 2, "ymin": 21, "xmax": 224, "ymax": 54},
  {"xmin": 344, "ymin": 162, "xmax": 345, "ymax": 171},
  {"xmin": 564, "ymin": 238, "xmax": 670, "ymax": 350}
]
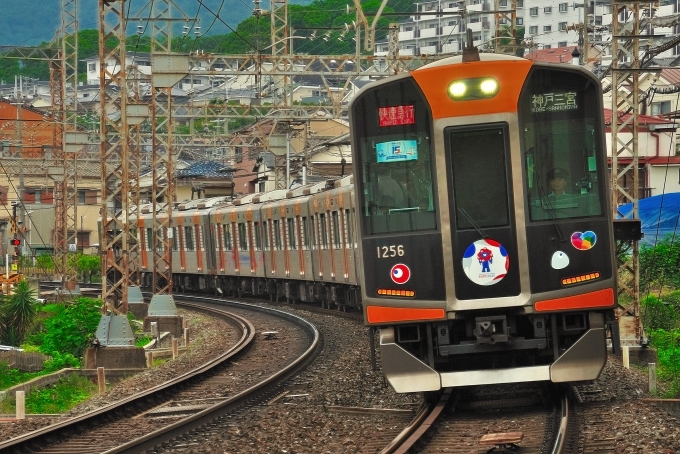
[{"xmin": 619, "ymin": 193, "xmax": 680, "ymax": 246}]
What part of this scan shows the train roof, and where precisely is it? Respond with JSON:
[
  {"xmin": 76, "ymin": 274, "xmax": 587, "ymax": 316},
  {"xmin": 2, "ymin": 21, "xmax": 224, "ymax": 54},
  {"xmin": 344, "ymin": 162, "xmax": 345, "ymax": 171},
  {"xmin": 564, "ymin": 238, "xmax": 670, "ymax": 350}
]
[{"xmin": 417, "ymin": 53, "xmax": 526, "ymax": 71}]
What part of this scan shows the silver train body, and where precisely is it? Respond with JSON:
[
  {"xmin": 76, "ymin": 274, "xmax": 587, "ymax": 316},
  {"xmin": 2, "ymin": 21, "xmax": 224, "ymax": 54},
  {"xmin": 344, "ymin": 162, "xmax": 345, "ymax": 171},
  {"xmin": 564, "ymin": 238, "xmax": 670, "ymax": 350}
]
[{"xmin": 133, "ymin": 176, "xmax": 362, "ymax": 308}]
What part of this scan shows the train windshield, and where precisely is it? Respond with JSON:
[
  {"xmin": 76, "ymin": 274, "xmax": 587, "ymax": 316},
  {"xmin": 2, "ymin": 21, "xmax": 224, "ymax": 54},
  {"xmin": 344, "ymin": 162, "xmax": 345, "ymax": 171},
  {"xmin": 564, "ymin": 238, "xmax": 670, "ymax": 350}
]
[
  {"xmin": 351, "ymin": 77, "xmax": 437, "ymax": 235},
  {"xmin": 519, "ymin": 67, "xmax": 605, "ymax": 221}
]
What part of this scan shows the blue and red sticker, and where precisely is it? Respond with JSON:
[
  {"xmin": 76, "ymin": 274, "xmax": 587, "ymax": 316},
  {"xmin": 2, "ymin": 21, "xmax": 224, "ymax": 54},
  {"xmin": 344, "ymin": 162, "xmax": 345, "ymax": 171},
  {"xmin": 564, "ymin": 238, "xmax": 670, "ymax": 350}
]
[
  {"xmin": 462, "ymin": 238, "xmax": 509, "ymax": 286},
  {"xmin": 390, "ymin": 264, "xmax": 411, "ymax": 284}
]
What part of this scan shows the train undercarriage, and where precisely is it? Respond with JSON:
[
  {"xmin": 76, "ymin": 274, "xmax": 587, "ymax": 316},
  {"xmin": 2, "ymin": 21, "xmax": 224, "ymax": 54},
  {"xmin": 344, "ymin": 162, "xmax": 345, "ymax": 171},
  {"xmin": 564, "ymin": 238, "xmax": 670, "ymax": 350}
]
[
  {"xmin": 379, "ymin": 309, "xmax": 619, "ymax": 392},
  {"xmin": 141, "ymin": 272, "xmax": 362, "ymax": 311}
]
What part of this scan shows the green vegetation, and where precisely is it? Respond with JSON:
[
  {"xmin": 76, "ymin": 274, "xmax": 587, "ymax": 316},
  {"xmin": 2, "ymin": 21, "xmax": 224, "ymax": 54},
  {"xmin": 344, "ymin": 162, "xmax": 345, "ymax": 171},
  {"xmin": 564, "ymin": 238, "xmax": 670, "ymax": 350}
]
[
  {"xmin": 0, "ymin": 0, "xmax": 417, "ymax": 83},
  {"xmin": 0, "ymin": 362, "xmax": 37, "ymax": 391},
  {"xmin": 136, "ymin": 336, "xmax": 152, "ymax": 347},
  {"xmin": 0, "ymin": 374, "xmax": 98, "ymax": 414},
  {"xmin": 637, "ymin": 238, "xmax": 680, "ymax": 396}
]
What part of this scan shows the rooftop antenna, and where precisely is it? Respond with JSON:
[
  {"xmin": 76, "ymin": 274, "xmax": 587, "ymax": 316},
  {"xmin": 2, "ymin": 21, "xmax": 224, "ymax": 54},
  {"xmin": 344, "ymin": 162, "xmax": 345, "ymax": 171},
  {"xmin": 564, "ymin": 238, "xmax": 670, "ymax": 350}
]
[{"xmin": 462, "ymin": 29, "xmax": 480, "ymax": 62}]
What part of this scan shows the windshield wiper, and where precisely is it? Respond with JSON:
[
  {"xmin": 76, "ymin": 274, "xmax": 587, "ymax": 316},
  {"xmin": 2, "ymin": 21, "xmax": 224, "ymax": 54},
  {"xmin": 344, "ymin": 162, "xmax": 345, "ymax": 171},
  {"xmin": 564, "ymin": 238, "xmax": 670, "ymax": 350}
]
[{"xmin": 458, "ymin": 208, "xmax": 488, "ymax": 238}]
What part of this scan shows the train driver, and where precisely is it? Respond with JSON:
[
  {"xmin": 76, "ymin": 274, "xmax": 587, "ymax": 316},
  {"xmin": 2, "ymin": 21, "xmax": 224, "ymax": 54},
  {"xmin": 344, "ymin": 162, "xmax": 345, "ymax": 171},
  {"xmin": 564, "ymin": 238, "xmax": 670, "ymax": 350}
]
[
  {"xmin": 376, "ymin": 167, "xmax": 406, "ymax": 212},
  {"xmin": 547, "ymin": 167, "xmax": 570, "ymax": 198}
]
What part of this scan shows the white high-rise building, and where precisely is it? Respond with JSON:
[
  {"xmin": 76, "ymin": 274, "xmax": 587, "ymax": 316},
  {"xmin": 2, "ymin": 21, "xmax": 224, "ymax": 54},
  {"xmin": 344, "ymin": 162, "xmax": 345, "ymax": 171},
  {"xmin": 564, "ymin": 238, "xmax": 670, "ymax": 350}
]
[{"xmin": 373, "ymin": 0, "xmax": 680, "ymax": 61}]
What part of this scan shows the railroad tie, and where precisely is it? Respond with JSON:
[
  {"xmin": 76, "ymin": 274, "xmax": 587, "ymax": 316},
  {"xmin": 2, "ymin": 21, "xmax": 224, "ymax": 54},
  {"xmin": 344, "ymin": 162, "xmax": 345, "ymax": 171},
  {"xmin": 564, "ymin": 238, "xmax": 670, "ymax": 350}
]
[{"xmin": 479, "ymin": 432, "xmax": 524, "ymax": 453}]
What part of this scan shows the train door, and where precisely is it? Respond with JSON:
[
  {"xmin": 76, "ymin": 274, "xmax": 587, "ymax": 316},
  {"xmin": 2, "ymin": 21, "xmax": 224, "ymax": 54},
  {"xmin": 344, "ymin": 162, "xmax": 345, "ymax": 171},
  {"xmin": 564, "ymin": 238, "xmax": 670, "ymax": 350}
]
[{"xmin": 444, "ymin": 123, "xmax": 521, "ymax": 300}]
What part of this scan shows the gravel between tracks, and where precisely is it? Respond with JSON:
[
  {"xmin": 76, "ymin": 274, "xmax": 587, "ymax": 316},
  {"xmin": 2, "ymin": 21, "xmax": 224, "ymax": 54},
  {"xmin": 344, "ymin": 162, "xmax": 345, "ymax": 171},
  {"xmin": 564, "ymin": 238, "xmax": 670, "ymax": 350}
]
[{"xmin": 2, "ymin": 304, "xmax": 680, "ymax": 453}]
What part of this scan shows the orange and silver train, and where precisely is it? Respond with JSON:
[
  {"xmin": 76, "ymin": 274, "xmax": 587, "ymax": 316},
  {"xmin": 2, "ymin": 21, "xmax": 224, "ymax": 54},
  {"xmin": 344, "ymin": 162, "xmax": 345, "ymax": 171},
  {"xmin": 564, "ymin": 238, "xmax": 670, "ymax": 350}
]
[{"xmin": 349, "ymin": 49, "xmax": 619, "ymax": 392}]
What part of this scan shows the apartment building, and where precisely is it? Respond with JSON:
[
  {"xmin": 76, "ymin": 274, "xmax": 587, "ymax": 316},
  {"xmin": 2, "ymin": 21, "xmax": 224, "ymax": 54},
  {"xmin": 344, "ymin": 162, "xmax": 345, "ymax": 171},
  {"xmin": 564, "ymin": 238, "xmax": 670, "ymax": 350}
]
[{"xmin": 374, "ymin": 0, "xmax": 680, "ymax": 59}]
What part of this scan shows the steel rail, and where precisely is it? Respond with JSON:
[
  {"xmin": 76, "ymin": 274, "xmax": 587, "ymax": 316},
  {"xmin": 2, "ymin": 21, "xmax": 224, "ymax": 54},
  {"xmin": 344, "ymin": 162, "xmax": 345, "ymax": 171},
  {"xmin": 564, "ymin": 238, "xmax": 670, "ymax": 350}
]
[
  {"xmin": 104, "ymin": 296, "xmax": 321, "ymax": 453},
  {"xmin": 380, "ymin": 388, "xmax": 453, "ymax": 454},
  {"xmin": 0, "ymin": 301, "xmax": 254, "ymax": 453}
]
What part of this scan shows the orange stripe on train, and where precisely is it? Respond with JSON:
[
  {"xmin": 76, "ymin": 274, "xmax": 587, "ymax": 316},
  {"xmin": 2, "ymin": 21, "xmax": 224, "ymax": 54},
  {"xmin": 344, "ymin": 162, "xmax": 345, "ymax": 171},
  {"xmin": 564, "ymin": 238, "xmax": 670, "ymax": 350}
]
[
  {"xmin": 534, "ymin": 288, "xmax": 614, "ymax": 312},
  {"xmin": 366, "ymin": 306, "xmax": 446, "ymax": 324}
]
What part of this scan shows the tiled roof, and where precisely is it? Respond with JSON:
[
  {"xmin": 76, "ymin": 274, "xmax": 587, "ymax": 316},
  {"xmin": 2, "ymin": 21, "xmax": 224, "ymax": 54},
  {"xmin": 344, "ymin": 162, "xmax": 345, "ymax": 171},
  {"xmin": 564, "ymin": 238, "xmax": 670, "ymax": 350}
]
[
  {"xmin": 604, "ymin": 109, "xmax": 677, "ymax": 127},
  {"xmin": 176, "ymin": 160, "xmax": 234, "ymax": 179},
  {"xmin": 525, "ymin": 46, "xmax": 578, "ymax": 64},
  {"xmin": 660, "ymin": 68, "xmax": 680, "ymax": 86}
]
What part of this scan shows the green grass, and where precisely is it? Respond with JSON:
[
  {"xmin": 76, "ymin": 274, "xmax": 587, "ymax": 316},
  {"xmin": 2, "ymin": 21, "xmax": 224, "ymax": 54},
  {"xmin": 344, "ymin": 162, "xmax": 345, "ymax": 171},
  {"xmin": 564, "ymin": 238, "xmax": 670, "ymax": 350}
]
[
  {"xmin": 0, "ymin": 362, "xmax": 43, "ymax": 391},
  {"xmin": 136, "ymin": 336, "xmax": 152, "ymax": 347},
  {"xmin": 0, "ymin": 374, "xmax": 98, "ymax": 414}
]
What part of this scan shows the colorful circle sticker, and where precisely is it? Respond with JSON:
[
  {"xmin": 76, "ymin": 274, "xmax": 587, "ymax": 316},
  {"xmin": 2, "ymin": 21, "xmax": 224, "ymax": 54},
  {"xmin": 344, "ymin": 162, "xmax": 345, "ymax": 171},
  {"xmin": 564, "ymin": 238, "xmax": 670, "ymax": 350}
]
[
  {"xmin": 571, "ymin": 231, "xmax": 597, "ymax": 250},
  {"xmin": 462, "ymin": 239, "xmax": 509, "ymax": 286},
  {"xmin": 391, "ymin": 264, "xmax": 411, "ymax": 285}
]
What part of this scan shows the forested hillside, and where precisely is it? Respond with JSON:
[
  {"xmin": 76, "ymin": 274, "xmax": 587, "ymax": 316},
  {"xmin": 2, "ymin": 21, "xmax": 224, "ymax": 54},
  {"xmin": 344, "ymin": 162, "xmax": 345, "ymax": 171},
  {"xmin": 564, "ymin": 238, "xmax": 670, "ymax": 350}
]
[
  {"xmin": 0, "ymin": 0, "xmax": 414, "ymax": 83},
  {"xmin": 0, "ymin": 0, "xmax": 300, "ymax": 46}
]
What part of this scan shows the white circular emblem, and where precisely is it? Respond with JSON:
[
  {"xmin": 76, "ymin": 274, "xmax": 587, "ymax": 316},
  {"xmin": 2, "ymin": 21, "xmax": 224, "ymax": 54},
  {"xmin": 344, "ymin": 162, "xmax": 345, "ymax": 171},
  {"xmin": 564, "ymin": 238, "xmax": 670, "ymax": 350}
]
[{"xmin": 461, "ymin": 239, "xmax": 510, "ymax": 286}]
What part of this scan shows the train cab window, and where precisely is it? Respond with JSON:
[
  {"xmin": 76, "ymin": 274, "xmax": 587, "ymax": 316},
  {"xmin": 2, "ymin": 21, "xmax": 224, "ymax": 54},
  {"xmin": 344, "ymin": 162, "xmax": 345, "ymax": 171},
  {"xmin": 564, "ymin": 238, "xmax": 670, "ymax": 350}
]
[
  {"xmin": 302, "ymin": 216, "xmax": 309, "ymax": 249},
  {"xmin": 254, "ymin": 222, "xmax": 262, "ymax": 250},
  {"xmin": 320, "ymin": 213, "xmax": 328, "ymax": 248},
  {"xmin": 520, "ymin": 67, "xmax": 605, "ymax": 221},
  {"xmin": 222, "ymin": 224, "xmax": 232, "ymax": 250},
  {"xmin": 332, "ymin": 211, "xmax": 341, "ymax": 248},
  {"xmin": 184, "ymin": 226, "xmax": 194, "ymax": 251},
  {"xmin": 287, "ymin": 217, "xmax": 296, "ymax": 249},
  {"xmin": 351, "ymin": 77, "xmax": 437, "ymax": 235},
  {"xmin": 238, "ymin": 223, "xmax": 248, "ymax": 250},
  {"xmin": 274, "ymin": 220, "xmax": 282, "ymax": 250}
]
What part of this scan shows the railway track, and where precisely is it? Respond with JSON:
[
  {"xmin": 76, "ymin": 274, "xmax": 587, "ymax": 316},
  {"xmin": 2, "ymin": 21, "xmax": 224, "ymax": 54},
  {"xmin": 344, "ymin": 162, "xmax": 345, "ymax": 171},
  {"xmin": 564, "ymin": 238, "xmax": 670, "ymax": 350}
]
[
  {"xmin": 0, "ymin": 297, "xmax": 319, "ymax": 454},
  {"xmin": 381, "ymin": 384, "xmax": 576, "ymax": 454}
]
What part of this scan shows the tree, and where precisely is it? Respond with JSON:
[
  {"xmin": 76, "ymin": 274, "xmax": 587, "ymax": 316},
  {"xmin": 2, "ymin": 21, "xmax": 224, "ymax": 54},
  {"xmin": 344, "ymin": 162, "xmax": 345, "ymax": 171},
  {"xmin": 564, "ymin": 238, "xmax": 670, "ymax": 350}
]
[
  {"xmin": 77, "ymin": 254, "xmax": 101, "ymax": 284},
  {"xmin": 0, "ymin": 280, "xmax": 38, "ymax": 345}
]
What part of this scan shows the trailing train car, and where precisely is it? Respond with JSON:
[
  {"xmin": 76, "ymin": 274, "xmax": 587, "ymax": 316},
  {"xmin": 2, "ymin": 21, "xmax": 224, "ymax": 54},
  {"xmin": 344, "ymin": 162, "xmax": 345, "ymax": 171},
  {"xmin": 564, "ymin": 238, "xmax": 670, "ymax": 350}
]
[
  {"xmin": 349, "ymin": 44, "xmax": 619, "ymax": 392},
  {"xmin": 135, "ymin": 176, "xmax": 363, "ymax": 309}
]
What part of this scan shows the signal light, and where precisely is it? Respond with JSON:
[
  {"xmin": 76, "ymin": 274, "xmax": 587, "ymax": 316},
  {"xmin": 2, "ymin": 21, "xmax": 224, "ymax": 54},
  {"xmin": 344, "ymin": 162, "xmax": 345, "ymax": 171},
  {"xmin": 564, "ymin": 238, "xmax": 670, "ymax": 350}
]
[{"xmin": 9, "ymin": 238, "xmax": 20, "ymax": 246}]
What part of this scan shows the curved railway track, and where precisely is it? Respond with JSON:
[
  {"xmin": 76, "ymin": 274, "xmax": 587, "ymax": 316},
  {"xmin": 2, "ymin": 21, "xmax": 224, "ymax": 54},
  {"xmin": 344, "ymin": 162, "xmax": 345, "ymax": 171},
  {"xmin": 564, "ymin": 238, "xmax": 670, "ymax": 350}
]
[{"xmin": 0, "ymin": 297, "xmax": 320, "ymax": 454}]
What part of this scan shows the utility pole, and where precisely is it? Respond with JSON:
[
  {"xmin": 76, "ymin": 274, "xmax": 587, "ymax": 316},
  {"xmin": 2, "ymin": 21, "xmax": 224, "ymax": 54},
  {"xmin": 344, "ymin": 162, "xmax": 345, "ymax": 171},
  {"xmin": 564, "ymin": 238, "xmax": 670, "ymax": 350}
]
[{"xmin": 611, "ymin": 0, "xmax": 645, "ymax": 344}]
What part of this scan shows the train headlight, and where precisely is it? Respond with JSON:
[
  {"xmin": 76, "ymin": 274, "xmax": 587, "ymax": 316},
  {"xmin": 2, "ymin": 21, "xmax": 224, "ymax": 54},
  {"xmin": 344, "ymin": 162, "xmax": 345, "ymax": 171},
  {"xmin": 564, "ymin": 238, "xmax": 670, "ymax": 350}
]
[
  {"xmin": 447, "ymin": 77, "xmax": 499, "ymax": 101},
  {"xmin": 480, "ymin": 78, "xmax": 499, "ymax": 95},
  {"xmin": 448, "ymin": 81, "xmax": 467, "ymax": 98}
]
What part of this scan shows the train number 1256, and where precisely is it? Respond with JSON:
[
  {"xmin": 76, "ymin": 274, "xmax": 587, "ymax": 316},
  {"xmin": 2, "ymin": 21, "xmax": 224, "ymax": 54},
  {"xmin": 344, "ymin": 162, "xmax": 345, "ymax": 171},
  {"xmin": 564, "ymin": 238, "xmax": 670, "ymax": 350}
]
[{"xmin": 377, "ymin": 245, "xmax": 405, "ymax": 258}]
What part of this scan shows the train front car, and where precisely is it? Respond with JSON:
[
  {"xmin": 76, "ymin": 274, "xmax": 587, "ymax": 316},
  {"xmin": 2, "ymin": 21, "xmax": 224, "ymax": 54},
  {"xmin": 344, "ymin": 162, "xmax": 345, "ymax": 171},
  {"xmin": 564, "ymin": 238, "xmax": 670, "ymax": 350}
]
[{"xmin": 349, "ymin": 53, "xmax": 617, "ymax": 393}]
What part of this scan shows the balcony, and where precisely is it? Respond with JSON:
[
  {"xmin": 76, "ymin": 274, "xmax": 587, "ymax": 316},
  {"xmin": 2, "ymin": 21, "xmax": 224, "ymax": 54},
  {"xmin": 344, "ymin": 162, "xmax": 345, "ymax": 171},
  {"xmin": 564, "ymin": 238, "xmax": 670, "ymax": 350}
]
[
  {"xmin": 400, "ymin": 48, "xmax": 415, "ymax": 56},
  {"xmin": 442, "ymin": 42, "xmax": 461, "ymax": 53},
  {"xmin": 420, "ymin": 45, "xmax": 438, "ymax": 55},
  {"xmin": 467, "ymin": 21, "xmax": 483, "ymax": 32},
  {"xmin": 399, "ymin": 30, "xmax": 415, "ymax": 41},
  {"xmin": 420, "ymin": 27, "xmax": 438, "ymax": 38},
  {"xmin": 442, "ymin": 25, "xmax": 463, "ymax": 35}
]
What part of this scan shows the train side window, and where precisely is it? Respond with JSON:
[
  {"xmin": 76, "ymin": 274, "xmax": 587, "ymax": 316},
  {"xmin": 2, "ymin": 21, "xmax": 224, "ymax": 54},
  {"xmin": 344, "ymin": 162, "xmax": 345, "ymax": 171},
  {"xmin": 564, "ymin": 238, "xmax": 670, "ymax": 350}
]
[
  {"xmin": 184, "ymin": 226, "xmax": 194, "ymax": 251},
  {"xmin": 274, "ymin": 220, "xmax": 282, "ymax": 250},
  {"xmin": 254, "ymin": 221, "xmax": 262, "ymax": 250},
  {"xmin": 310, "ymin": 216, "xmax": 316, "ymax": 248},
  {"xmin": 332, "ymin": 211, "xmax": 341, "ymax": 248},
  {"xmin": 238, "ymin": 223, "xmax": 248, "ymax": 250},
  {"xmin": 345, "ymin": 209, "xmax": 352, "ymax": 246},
  {"xmin": 287, "ymin": 217, "xmax": 296, "ymax": 249},
  {"xmin": 302, "ymin": 216, "xmax": 309, "ymax": 249},
  {"xmin": 171, "ymin": 227, "xmax": 178, "ymax": 251},
  {"xmin": 178, "ymin": 227, "xmax": 185, "ymax": 251},
  {"xmin": 145, "ymin": 228, "xmax": 152, "ymax": 251},
  {"xmin": 223, "ymin": 224, "xmax": 231, "ymax": 250},
  {"xmin": 320, "ymin": 213, "xmax": 329, "ymax": 248},
  {"xmin": 197, "ymin": 226, "xmax": 204, "ymax": 251},
  {"xmin": 262, "ymin": 221, "xmax": 269, "ymax": 250}
]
